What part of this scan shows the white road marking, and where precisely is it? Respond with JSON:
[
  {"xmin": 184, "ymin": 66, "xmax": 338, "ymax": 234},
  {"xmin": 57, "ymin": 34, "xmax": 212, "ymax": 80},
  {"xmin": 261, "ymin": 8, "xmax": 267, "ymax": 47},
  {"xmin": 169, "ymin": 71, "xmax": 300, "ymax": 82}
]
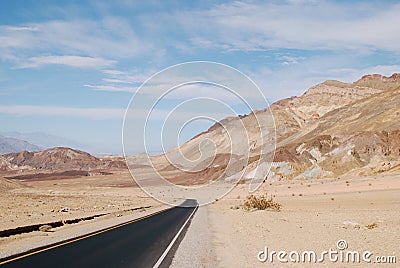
[{"xmin": 153, "ymin": 205, "xmax": 198, "ymax": 268}]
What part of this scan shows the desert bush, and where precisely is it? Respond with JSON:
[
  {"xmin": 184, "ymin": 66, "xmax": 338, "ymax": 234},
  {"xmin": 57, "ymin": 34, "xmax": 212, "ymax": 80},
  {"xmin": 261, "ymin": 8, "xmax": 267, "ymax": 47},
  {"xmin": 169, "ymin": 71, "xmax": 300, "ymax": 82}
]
[
  {"xmin": 243, "ymin": 193, "xmax": 281, "ymax": 212},
  {"xmin": 366, "ymin": 223, "xmax": 378, "ymax": 229}
]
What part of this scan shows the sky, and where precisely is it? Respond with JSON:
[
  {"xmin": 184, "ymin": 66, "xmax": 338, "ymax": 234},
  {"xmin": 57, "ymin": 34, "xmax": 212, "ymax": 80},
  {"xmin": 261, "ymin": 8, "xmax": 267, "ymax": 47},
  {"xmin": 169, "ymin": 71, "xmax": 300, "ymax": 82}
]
[{"xmin": 0, "ymin": 0, "xmax": 400, "ymax": 155}]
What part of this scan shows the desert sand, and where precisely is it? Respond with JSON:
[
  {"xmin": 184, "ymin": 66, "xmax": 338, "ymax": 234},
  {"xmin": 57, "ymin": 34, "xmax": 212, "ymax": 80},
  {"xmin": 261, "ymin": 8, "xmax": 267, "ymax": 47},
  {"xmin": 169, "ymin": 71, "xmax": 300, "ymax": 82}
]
[
  {"xmin": 1, "ymin": 167, "xmax": 399, "ymax": 267},
  {"xmin": 0, "ymin": 170, "xmax": 164, "ymax": 258},
  {"xmin": 207, "ymin": 174, "xmax": 400, "ymax": 267}
]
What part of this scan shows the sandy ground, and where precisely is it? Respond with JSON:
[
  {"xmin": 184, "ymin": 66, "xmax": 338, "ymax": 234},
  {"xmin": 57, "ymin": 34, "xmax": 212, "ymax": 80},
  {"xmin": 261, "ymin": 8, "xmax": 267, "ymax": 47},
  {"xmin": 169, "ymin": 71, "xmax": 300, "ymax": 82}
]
[
  {"xmin": 0, "ymin": 170, "xmax": 164, "ymax": 258},
  {"xmin": 208, "ymin": 173, "xmax": 400, "ymax": 267},
  {"xmin": 0, "ymin": 170, "xmax": 159, "ymax": 230},
  {"xmin": 1, "ymin": 168, "xmax": 399, "ymax": 267}
]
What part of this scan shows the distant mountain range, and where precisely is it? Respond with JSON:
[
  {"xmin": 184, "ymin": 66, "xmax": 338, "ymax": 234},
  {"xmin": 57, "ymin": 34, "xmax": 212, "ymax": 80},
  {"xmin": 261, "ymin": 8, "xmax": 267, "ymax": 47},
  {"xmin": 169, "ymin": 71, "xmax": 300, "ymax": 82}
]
[
  {"xmin": 0, "ymin": 135, "xmax": 42, "ymax": 154},
  {"xmin": 0, "ymin": 132, "xmax": 85, "ymax": 151}
]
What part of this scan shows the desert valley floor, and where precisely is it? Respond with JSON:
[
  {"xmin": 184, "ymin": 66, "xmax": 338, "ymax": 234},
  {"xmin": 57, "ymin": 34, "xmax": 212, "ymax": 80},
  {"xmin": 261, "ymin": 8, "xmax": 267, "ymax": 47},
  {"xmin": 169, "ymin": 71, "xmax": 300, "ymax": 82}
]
[{"xmin": 1, "ymin": 169, "xmax": 399, "ymax": 267}]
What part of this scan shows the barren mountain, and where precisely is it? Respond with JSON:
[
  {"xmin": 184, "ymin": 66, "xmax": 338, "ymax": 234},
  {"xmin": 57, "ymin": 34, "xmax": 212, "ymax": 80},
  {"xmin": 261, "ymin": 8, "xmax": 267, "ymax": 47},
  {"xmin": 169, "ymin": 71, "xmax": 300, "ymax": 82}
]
[
  {"xmin": 5, "ymin": 74, "xmax": 398, "ymax": 184},
  {"xmin": 150, "ymin": 73, "xmax": 400, "ymax": 183},
  {"xmin": 2, "ymin": 147, "xmax": 126, "ymax": 172}
]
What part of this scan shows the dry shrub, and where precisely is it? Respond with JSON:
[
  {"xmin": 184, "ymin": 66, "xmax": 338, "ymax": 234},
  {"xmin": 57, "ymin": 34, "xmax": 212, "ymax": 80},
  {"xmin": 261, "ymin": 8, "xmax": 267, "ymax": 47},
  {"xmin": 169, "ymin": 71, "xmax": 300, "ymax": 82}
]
[
  {"xmin": 243, "ymin": 194, "xmax": 281, "ymax": 212},
  {"xmin": 366, "ymin": 223, "xmax": 378, "ymax": 229}
]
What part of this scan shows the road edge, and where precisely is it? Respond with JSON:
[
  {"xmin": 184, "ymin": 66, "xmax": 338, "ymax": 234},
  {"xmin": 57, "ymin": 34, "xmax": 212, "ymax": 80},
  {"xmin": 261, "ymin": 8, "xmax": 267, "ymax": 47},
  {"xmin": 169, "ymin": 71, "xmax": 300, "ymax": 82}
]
[{"xmin": 0, "ymin": 204, "xmax": 171, "ymax": 264}]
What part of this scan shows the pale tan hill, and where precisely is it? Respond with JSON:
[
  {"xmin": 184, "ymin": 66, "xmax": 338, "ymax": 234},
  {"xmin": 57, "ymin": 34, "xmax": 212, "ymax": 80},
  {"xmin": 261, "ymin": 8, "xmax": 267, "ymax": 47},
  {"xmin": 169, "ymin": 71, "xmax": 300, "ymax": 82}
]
[
  {"xmin": 301, "ymin": 87, "xmax": 400, "ymax": 138},
  {"xmin": 152, "ymin": 73, "xmax": 400, "ymax": 183},
  {"xmin": 353, "ymin": 73, "xmax": 400, "ymax": 90},
  {"xmin": 151, "ymin": 110, "xmax": 275, "ymax": 183},
  {"xmin": 266, "ymin": 73, "xmax": 400, "ymax": 143},
  {"xmin": 266, "ymin": 75, "xmax": 400, "ymax": 179}
]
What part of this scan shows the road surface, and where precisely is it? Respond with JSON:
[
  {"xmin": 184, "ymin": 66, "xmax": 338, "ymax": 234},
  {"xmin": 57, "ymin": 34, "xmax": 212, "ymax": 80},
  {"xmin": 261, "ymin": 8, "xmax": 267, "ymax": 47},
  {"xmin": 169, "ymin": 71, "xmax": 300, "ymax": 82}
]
[{"xmin": 0, "ymin": 199, "xmax": 198, "ymax": 268}]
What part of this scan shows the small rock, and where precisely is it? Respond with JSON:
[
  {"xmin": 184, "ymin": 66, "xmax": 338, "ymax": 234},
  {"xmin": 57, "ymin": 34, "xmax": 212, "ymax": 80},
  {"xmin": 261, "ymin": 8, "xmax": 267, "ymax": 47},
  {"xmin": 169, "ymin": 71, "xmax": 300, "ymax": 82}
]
[
  {"xmin": 39, "ymin": 225, "xmax": 52, "ymax": 232},
  {"xmin": 116, "ymin": 214, "xmax": 122, "ymax": 217},
  {"xmin": 59, "ymin": 207, "xmax": 70, "ymax": 212},
  {"xmin": 342, "ymin": 220, "xmax": 361, "ymax": 229}
]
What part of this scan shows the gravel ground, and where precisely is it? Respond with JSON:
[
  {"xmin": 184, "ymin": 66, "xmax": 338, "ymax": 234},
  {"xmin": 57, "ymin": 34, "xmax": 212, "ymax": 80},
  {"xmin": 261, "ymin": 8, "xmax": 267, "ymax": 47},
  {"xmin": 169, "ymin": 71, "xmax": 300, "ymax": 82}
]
[{"xmin": 170, "ymin": 206, "xmax": 219, "ymax": 268}]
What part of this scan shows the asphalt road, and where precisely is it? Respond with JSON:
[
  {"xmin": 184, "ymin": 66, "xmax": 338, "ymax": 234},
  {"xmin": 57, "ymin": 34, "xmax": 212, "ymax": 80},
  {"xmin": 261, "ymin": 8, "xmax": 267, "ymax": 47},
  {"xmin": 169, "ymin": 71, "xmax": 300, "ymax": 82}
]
[{"xmin": 1, "ymin": 199, "xmax": 198, "ymax": 268}]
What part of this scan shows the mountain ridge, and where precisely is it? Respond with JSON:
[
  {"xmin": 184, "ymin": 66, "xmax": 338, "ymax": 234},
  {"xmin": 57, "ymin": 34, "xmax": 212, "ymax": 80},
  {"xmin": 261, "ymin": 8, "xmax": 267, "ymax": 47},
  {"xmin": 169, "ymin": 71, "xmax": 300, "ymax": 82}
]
[
  {"xmin": 3, "ymin": 73, "xmax": 400, "ymax": 183},
  {"xmin": 0, "ymin": 131, "xmax": 85, "ymax": 152},
  {"xmin": 0, "ymin": 135, "xmax": 42, "ymax": 154},
  {"xmin": 151, "ymin": 72, "xmax": 400, "ymax": 183},
  {"xmin": 1, "ymin": 147, "xmax": 126, "ymax": 172}
]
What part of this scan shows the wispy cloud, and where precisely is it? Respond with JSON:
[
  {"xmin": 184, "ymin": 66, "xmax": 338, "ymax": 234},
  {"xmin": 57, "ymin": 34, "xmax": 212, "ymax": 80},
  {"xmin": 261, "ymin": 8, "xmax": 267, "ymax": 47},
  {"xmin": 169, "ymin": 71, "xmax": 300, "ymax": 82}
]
[
  {"xmin": 102, "ymin": 70, "xmax": 127, "ymax": 76},
  {"xmin": 0, "ymin": 17, "xmax": 152, "ymax": 68},
  {"xmin": 0, "ymin": 26, "xmax": 39, "ymax": 32},
  {"xmin": 279, "ymin": 55, "xmax": 304, "ymax": 66},
  {"xmin": 83, "ymin": 84, "xmax": 135, "ymax": 92},
  {"xmin": 0, "ymin": 105, "xmax": 125, "ymax": 120},
  {"xmin": 177, "ymin": 1, "xmax": 400, "ymax": 53},
  {"xmin": 0, "ymin": 104, "xmax": 232, "ymax": 122},
  {"xmin": 101, "ymin": 69, "xmax": 155, "ymax": 84},
  {"xmin": 82, "ymin": 69, "xmax": 154, "ymax": 93},
  {"xmin": 18, "ymin": 55, "xmax": 116, "ymax": 69},
  {"xmin": 91, "ymin": 65, "xmax": 266, "ymax": 107}
]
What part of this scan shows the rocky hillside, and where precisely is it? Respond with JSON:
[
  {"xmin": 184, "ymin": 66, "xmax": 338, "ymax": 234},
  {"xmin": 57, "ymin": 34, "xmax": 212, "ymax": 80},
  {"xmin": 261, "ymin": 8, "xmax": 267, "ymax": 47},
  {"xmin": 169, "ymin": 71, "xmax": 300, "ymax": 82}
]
[
  {"xmin": 2, "ymin": 147, "xmax": 126, "ymax": 172},
  {"xmin": 272, "ymin": 80, "xmax": 400, "ymax": 179},
  {"xmin": 0, "ymin": 135, "xmax": 41, "ymax": 154},
  {"xmin": 153, "ymin": 73, "xmax": 400, "ymax": 183},
  {"xmin": 0, "ymin": 155, "xmax": 13, "ymax": 172}
]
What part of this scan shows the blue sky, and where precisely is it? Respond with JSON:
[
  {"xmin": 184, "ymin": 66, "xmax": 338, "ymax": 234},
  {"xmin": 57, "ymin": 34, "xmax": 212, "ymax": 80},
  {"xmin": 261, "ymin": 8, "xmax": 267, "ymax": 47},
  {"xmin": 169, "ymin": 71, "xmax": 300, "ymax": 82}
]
[{"xmin": 1, "ymin": 0, "xmax": 400, "ymax": 155}]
